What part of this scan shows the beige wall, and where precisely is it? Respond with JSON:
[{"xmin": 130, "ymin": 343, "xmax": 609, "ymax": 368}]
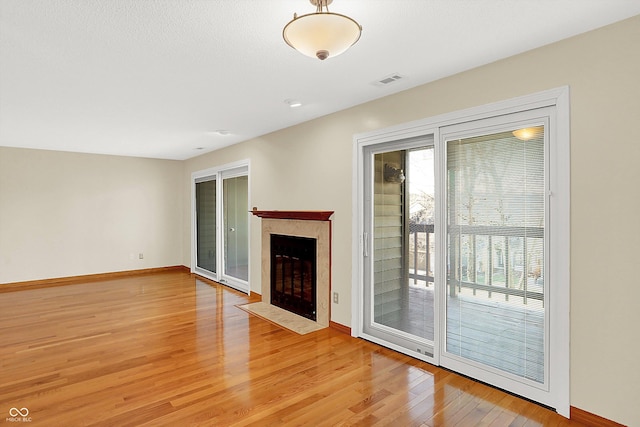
[
  {"xmin": 182, "ymin": 16, "xmax": 640, "ymax": 425},
  {"xmin": 0, "ymin": 147, "xmax": 183, "ymax": 283}
]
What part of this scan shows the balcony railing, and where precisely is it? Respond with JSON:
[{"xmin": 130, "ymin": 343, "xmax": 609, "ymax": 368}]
[
  {"xmin": 409, "ymin": 222, "xmax": 544, "ymax": 304},
  {"xmin": 409, "ymin": 223, "xmax": 435, "ymax": 284}
]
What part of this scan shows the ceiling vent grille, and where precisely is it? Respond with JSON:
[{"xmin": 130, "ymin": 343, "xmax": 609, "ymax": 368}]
[{"xmin": 373, "ymin": 73, "xmax": 404, "ymax": 87}]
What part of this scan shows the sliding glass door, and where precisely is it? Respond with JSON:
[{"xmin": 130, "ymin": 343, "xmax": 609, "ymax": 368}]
[
  {"xmin": 356, "ymin": 89, "xmax": 570, "ymax": 415},
  {"xmin": 192, "ymin": 162, "xmax": 249, "ymax": 293},
  {"xmin": 362, "ymin": 137, "xmax": 437, "ymax": 359}
]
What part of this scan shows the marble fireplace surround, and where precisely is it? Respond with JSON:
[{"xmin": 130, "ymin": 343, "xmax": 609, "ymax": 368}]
[{"xmin": 252, "ymin": 210, "xmax": 333, "ymax": 328}]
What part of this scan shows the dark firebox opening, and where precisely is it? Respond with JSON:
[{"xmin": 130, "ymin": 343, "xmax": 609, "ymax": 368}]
[{"xmin": 270, "ymin": 234, "xmax": 317, "ymax": 321}]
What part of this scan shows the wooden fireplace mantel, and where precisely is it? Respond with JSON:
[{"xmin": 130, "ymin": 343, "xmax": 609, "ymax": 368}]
[{"xmin": 250, "ymin": 209, "xmax": 334, "ymax": 221}]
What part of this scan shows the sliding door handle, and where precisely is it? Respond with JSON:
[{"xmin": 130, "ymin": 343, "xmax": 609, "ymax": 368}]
[{"xmin": 363, "ymin": 231, "xmax": 369, "ymax": 257}]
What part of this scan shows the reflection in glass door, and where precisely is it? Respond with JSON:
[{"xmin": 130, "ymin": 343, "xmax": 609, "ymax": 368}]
[
  {"xmin": 223, "ymin": 175, "xmax": 249, "ymax": 282},
  {"xmin": 363, "ymin": 138, "xmax": 436, "ymax": 358}
]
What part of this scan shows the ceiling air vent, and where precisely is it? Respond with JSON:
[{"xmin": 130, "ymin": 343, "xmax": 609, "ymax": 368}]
[{"xmin": 373, "ymin": 73, "xmax": 405, "ymax": 87}]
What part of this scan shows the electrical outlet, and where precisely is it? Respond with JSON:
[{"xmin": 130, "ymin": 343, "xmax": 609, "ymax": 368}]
[
  {"xmin": 333, "ymin": 292, "xmax": 339, "ymax": 304},
  {"xmin": 139, "ymin": 253, "xmax": 144, "ymax": 259}
]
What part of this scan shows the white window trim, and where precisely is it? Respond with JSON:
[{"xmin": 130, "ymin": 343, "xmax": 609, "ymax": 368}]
[{"xmin": 352, "ymin": 87, "xmax": 570, "ymax": 417}]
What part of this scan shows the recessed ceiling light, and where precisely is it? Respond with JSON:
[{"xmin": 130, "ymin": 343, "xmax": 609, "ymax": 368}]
[{"xmin": 285, "ymin": 99, "xmax": 302, "ymax": 108}]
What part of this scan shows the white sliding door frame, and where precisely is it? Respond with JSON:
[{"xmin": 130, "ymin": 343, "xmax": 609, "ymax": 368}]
[
  {"xmin": 352, "ymin": 87, "xmax": 570, "ymax": 416},
  {"xmin": 360, "ymin": 136, "xmax": 439, "ymax": 365},
  {"xmin": 191, "ymin": 159, "xmax": 251, "ymax": 294}
]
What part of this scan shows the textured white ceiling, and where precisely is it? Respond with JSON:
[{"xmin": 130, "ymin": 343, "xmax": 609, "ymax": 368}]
[{"xmin": 1, "ymin": 1, "xmax": 639, "ymax": 160}]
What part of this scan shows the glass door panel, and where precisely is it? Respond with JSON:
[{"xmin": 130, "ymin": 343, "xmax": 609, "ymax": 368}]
[
  {"xmin": 363, "ymin": 139, "xmax": 436, "ymax": 357},
  {"xmin": 195, "ymin": 179, "xmax": 216, "ymax": 274},
  {"xmin": 445, "ymin": 125, "xmax": 546, "ymax": 385},
  {"xmin": 223, "ymin": 175, "xmax": 249, "ymax": 282}
]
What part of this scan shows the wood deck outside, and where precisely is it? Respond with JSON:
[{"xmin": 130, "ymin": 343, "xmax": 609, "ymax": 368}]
[
  {"xmin": 0, "ymin": 271, "xmax": 575, "ymax": 426},
  {"xmin": 376, "ymin": 284, "xmax": 544, "ymax": 383}
]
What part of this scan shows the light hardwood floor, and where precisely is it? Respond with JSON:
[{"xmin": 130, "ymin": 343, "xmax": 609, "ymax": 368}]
[{"xmin": 0, "ymin": 271, "xmax": 582, "ymax": 426}]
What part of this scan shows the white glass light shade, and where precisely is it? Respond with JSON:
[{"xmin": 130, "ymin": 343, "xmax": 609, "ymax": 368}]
[{"xmin": 283, "ymin": 12, "xmax": 362, "ymax": 60}]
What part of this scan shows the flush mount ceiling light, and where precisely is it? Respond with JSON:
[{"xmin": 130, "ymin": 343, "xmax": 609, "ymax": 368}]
[{"xmin": 283, "ymin": 0, "xmax": 362, "ymax": 61}]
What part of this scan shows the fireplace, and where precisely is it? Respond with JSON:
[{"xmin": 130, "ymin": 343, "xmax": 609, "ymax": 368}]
[
  {"xmin": 252, "ymin": 210, "xmax": 333, "ymax": 328},
  {"xmin": 271, "ymin": 234, "xmax": 317, "ymax": 320}
]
